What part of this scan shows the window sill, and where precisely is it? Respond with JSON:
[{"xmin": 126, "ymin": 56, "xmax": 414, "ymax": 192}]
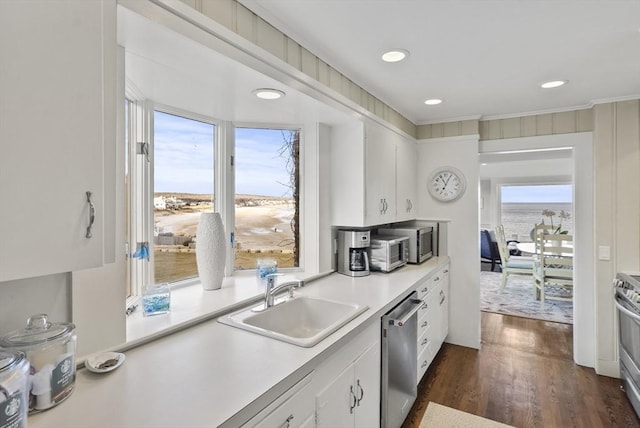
[{"xmin": 124, "ymin": 271, "xmax": 330, "ymax": 348}]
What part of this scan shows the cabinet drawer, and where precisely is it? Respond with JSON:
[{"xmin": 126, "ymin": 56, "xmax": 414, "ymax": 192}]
[
  {"xmin": 417, "ymin": 324, "xmax": 432, "ymax": 355},
  {"xmin": 417, "ymin": 315, "xmax": 431, "ymax": 338},
  {"xmin": 416, "ymin": 278, "xmax": 432, "ymax": 301},
  {"xmin": 417, "ymin": 341, "xmax": 434, "ymax": 383},
  {"xmin": 417, "ymin": 298, "xmax": 431, "ymax": 320}
]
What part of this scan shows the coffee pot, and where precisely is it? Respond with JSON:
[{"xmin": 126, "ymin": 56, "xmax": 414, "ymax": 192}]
[{"xmin": 337, "ymin": 230, "xmax": 370, "ymax": 277}]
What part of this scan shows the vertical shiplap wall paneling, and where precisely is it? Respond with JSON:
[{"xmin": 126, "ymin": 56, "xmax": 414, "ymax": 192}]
[
  {"xmin": 188, "ymin": 0, "xmax": 416, "ymax": 137},
  {"xmin": 615, "ymin": 101, "xmax": 640, "ymax": 272},
  {"xmin": 593, "ymin": 100, "xmax": 640, "ymax": 373},
  {"xmin": 472, "ymin": 109, "xmax": 594, "ymax": 141}
]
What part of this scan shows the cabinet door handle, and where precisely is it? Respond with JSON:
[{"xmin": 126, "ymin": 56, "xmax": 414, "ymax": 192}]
[
  {"xmin": 356, "ymin": 379, "xmax": 364, "ymax": 406},
  {"xmin": 440, "ymin": 290, "xmax": 446, "ymax": 305},
  {"xmin": 349, "ymin": 385, "xmax": 357, "ymax": 414},
  {"xmin": 380, "ymin": 198, "xmax": 385, "ymax": 214},
  {"xmin": 279, "ymin": 414, "xmax": 294, "ymax": 428},
  {"xmin": 86, "ymin": 191, "xmax": 95, "ymax": 238}
]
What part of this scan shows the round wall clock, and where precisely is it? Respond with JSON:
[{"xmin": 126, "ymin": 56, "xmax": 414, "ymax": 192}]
[{"xmin": 428, "ymin": 167, "xmax": 466, "ymax": 202}]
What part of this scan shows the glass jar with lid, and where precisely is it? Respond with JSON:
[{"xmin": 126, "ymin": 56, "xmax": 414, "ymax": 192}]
[
  {"xmin": 0, "ymin": 349, "xmax": 29, "ymax": 427},
  {"xmin": 0, "ymin": 314, "xmax": 77, "ymax": 412}
]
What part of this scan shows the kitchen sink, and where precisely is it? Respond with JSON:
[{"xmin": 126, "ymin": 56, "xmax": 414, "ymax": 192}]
[{"xmin": 218, "ymin": 296, "xmax": 368, "ymax": 347}]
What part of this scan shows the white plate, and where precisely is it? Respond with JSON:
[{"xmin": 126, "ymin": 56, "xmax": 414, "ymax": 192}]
[{"xmin": 84, "ymin": 352, "xmax": 125, "ymax": 373}]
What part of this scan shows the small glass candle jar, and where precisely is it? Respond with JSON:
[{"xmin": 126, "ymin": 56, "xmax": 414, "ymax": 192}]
[
  {"xmin": 142, "ymin": 284, "xmax": 171, "ymax": 317},
  {"xmin": 256, "ymin": 258, "xmax": 278, "ymax": 286}
]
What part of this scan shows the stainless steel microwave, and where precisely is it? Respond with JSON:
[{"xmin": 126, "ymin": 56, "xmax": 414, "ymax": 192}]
[
  {"xmin": 369, "ymin": 235, "xmax": 409, "ymax": 272},
  {"xmin": 377, "ymin": 225, "xmax": 434, "ymax": 264}
]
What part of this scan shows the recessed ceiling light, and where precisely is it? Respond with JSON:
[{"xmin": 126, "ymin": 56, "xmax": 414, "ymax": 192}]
[
  {"xmin": 424, "ymin": 98, "xmax": 443, "ymax": 105},
  {"xmin": 540, "ymin": 80, "xmax": 568, "ymax": 89},
  {"xmin": 381, "ymin": 49, "xmax": 409, "ymax": 63},
  {"xmin": 252, "ymin": 88, "xmax": 285, "ymax": 100}
]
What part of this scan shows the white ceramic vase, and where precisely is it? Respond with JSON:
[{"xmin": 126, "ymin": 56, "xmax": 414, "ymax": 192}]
[{"xmin": 196, "ymin": 212, "xmax": 226, "ymax": 290}]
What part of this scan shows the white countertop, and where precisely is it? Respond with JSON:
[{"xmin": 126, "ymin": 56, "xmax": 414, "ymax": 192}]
[{"xmin": 29, "ymin": 257, "xmax": 448, "ymax": 428}]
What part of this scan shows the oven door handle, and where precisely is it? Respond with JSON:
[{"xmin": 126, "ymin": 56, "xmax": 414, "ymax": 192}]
[
  {"xmin": 615, "ymin": 298, "xmax": 640, "ymax": 322},
  {"xmin": 389, "ymin": 299, "xmax": 423, "ymax": 327}
]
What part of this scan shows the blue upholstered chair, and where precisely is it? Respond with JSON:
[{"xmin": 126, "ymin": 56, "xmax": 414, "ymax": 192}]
[{"xmin": 480, "ymin": 229, "xmax": 500, "ymax": 271}]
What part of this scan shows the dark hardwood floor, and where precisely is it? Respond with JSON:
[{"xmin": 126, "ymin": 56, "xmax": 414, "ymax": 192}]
[{"xmin": 402, "ymin": 312, "xmax": 640, "ymax": 428}]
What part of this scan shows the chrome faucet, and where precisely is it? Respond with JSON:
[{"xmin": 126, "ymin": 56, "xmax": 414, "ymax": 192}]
[{"xmin": 264, "ymin": 275, "xmax": 304, "ymax": 308}]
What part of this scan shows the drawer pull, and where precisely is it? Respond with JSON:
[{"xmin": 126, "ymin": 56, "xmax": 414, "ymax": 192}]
[
  {"xmin": 421, "ymin": 321, "xmax": 428, "ymax": 328},
  {"xmin": 421, "ymin": 303, "xmax": 428, "ymax": 310},
  {"xmin": 421, "ymin": 286, "xmax": 428, "ymax": 293},
  {"xmin": 421, "ymin": 360, "xmax": 428, "ymax": 368},
  {"xmin": 421, "ymin": 337, "xmax": 428, "ymax": 346}
]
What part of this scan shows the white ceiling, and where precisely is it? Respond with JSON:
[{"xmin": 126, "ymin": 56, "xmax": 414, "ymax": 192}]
[{"xmin": 241, "ymin": 0, "xmax": 640, "ymax": 125}]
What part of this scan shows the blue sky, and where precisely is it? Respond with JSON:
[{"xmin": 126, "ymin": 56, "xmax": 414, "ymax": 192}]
[
  {"xmin": 154, "ymin": 111, "xmax": 292, "ymax": 197},
  {"xmin": 501, "ymin": 184, "xmax": 572, "ymax": 203}
]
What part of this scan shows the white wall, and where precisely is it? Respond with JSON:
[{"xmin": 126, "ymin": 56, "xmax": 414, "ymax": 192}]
[
  {"xmin": 0, "ymin": 273, "xmax": 71, "ymax": 332},
  {"xmin": 418, "ymin": 135, "xmax": 481, "ymax": 349}
]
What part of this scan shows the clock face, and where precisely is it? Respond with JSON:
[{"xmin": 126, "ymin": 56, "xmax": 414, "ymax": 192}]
[{"xmin": 429, "ymin": 168, "xmax": 466, "ymax": 202}]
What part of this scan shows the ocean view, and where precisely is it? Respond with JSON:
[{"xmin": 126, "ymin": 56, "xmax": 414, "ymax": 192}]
[{"xmin": 501, "ymin": 202, "xmax": 573, "ymax": 242}]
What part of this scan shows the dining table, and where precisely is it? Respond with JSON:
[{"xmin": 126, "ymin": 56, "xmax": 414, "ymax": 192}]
[{"xmin": 516, "ymin": 241, "xmax": 573, "ymax": 257}]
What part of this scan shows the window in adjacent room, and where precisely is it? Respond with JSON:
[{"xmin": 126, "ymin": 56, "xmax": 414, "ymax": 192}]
[{"xmin": 500, "ymin": 184, "xmax": 573, "ymax": 243}]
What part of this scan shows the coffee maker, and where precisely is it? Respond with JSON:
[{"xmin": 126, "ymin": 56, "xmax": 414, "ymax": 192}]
[{"xmin": 337, "ymin": 230, "xmax": 370, "ymax": 277}]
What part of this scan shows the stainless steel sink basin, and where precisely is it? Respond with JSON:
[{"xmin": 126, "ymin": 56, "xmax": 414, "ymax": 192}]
[{"xmin": 218, "ymin": 296, "xmax": 368, "ymax": 347}]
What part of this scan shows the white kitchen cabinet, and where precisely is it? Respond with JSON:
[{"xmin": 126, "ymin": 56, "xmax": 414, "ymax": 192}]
[
  {"xmin": 330, "ymin": 119, "xmax": 417, "ymax": 227},
  {"xmin": 0, "ymin": 0, "xmax": 115, "ymax": 282},
  {"xmin": 364, "ymin": 121, "xmax": 397, "ymax": 225},
  {"xmin": 416, "ymin": 263, "xmax": 450, "ymax": 384},
  {"xmin": 395, "ymin": 136, "xmax": 418, "ymax": 222},
  {"xmin": 316, "ymin": 342, "xmax": 380, "ymax": 428},
  {"xmin": 243, "ymin": 372, "xmax": 315, "ymax": 428}
]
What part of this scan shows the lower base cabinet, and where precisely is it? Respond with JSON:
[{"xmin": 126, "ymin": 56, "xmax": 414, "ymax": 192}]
[
  {"xmin": 316, "ymin": 342, "xmax": 380, "ymax": 428},
  {"xmin": 242, "ymin": 322, "xmax": 380, "ymax": 428}
]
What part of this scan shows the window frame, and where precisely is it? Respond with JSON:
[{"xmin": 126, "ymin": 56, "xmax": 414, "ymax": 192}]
[{"xmin": 126, "ymin": 101, "xmax": 304, "ymax": 299}]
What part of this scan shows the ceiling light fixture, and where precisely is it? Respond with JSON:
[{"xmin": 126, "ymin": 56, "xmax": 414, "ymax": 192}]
[
  {"xmin": 540, "ymin": 80, "xmax": 567, "ymax": 89},
  {"xmin": 252, "ymin": 88, "xmax": 285, "ymax": 100},
  {"xmin": 381, "ymin": 49, "xmax": 409, "ymax": 63},
  {"xmin": 424, "ymin": 98, "xmax": 443, "ymax": 105}
]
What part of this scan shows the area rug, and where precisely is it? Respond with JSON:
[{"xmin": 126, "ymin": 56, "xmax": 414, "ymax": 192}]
[
  {"xmin": 419, "ymin": 402, "xmax": 514, "ymax": 428},
  {"xmin": 480, "ymin": 270, "xmax": 573, "ymax": 324}
]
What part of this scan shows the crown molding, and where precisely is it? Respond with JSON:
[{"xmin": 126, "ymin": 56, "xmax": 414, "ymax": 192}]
[{"xmin": 417, "ymin": 115, "xmax": 482, "ymax": 126}]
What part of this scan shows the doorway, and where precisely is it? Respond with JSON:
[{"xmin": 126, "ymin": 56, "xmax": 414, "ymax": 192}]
[{"xmin": 479, "ymin": 132, "xmax": 595, "ymax": 367}]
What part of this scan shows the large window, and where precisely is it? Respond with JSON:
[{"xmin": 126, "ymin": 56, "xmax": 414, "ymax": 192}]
[
  {"xmin": 126, "ymin": 103, "xmax": 301, "ymax": 295},
  {"xmin": 153, "ymin": 111, "xmax": 215, "ymax": 284},
  {"xmin": 500, "ymin": 184, "xmax": 573, "ymax": 242},
  {"xmin": 234, "ymin": 127, "xmax": 300, "ymax": 270}
]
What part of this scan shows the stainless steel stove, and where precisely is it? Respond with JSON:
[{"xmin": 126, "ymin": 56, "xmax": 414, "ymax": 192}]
[{"xmin": 614, "ymin": 273, "xmax": 640, "ymax": 417}]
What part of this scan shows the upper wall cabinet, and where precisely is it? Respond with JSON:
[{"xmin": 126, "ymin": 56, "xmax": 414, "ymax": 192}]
[
  {"xmin": 330, "ymin": 120, "xmax": 417, "ymax": 227},
  {"xmin": 0, "ymin": 0, "xmax": 116, "ymax": 282}
]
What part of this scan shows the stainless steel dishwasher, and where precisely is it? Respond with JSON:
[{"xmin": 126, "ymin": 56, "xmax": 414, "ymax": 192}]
[{"xmin": 381, "ymin": 291, "xmax": 423, "ymax": 428}]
